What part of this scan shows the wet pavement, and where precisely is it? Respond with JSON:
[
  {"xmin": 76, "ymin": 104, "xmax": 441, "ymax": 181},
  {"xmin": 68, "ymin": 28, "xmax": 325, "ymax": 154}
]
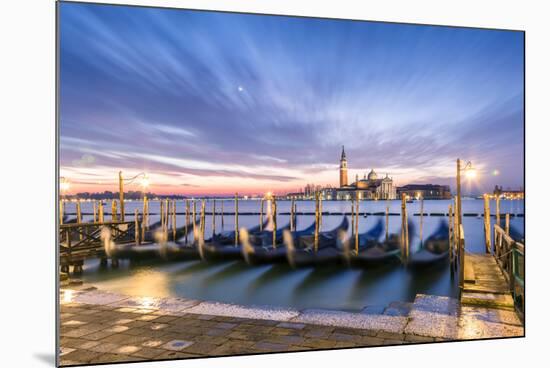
[{"xmin": 59, "ymin": 287, "xmax": 523, "ymax": 366}]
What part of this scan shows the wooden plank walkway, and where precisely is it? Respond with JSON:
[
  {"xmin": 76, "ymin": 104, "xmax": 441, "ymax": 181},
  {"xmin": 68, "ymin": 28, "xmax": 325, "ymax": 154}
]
[{"xmin": 461, "ymin": 254, "xmax": 514, "ymax": 309}]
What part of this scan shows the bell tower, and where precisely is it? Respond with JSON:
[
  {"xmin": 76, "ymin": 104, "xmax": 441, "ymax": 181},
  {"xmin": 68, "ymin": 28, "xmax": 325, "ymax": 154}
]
[{"xmin": 339, "ymin": 145, "xmax": 348, "ymax": 187}]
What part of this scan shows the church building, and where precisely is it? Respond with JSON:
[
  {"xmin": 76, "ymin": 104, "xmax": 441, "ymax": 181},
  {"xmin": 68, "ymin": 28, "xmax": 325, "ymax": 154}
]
[{"xmin": 334, "ymin": 146, "xmax": 396, "ymax": 200}]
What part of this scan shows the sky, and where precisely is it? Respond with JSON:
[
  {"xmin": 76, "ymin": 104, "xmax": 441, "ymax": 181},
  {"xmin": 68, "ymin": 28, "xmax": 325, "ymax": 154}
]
[{"xmin": 59, "ymin": 2, "xmax": 524, "ymax": 196}]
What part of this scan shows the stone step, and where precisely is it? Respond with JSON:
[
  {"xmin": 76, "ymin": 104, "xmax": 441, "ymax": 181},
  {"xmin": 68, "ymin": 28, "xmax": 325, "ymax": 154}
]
[{"xmin": 461, "ymin": 291, "xmax": 514, "ymax": 309}]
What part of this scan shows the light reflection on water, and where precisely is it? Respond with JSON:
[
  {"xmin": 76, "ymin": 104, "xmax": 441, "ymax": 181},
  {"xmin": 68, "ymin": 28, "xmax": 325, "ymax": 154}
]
[{"xmin": 78, "ymin": 199, "xmax": 523, "ymax": 311}]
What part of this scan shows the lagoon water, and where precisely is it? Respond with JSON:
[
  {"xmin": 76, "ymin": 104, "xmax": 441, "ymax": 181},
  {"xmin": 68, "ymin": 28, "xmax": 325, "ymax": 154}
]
[{"xmin": 67, "ymin": 199, "xmax": 524, "ymax": 312}]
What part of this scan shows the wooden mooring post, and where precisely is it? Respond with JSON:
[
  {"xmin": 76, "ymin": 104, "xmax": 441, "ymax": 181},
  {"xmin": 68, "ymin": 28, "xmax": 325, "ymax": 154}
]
[
  {"xmin": 483, "ymin": 194, "xmax": 491, "ymax": 253},
  {"xmin": 98, "ymin": 201, "xmax": 104, "ymax": 223},
  {"xmin": 59, "ymin": 199, "xmax": 64, "ymax": 225},
  {"xmin": 505, "ymin": 213, "xmax": 510, "ymax": 235},
  {"xmin": 314, "ymin": 192, "xmax": 320, "ymax": 252},
  {"xmin": 172, "ymin": 200, "xmax": 177, "ymax": 241},
  {"xmin": 290, "ymin": 198, "xmax": 295, "ymax": 232},
  {"xmin": 93, "ymin": 201, "xmax": 97, "ymax": 223},
  {"xmin": 134, "ymin": 208, "xmax": 140, "ymax": 245},
  {"xmin": 76, "ymin": 200, "xmax": 82, "ymax": 224},
  {"xmin": 111, "ymin": 200, "xmax": 117, "ymax": 222},
  {"xmin": 192, "ymin": 200, "xmax": 197, "ymax": 236},
  {"xmin": 159, "ymin": 199, "xmax": 164, "ymax": 228},
  {"xmin": 260, "ymin": 198, "xmax": 264, "ymax": 231},
  {"xmin": 400, "ymin": 193, "xmax": 409, "ymax": 263},
  {"xmin": 385, "ymin": 203, "xmax": 389, "ymax": 242},
  {"xmin": 419, "ymin": 196, "xmax": 424, "ymax": 247},
  {"xmin": 496, "ymin": 195, "xmax": 501, "ymax": 225},
  {"xmin": 355, "ymin": 193, "xmax": 359, "ymax": 254},
  {"xmin": 234, "ymin": 193, "xmax": 239, "ymax": 246},
  {"xmin": 221, "ymin": 200, "xmax": 225, "ymax": 230},
  {"xmin": 185, "ymin": 199, "xmax": 190, "ymax": 244},
  {"xmin": 272, "ymin": 197, "xmax": 277, "ymax": 249},
  {"xmin": 212, "ymin": 199, "xmax": 216, "ymax": 237},
  {"xmin": 201, "ymin": 199, "xmax": 206, "ymax": 240},
  {"xmin": 319, "ymin": 196, "xmax": 323, "ymax": 230},
  {"xmin": 448, "ymin": 204, "xmax": 453, "ymax": 268},
  {"xmin": 350, "ymin": 198, "xmax": 355, "ymax": 239}
]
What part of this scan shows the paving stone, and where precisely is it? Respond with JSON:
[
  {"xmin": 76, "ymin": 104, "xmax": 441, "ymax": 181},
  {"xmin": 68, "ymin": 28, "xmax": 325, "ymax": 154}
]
[
  {"xmin": 88, "ymin": 342, "xmax": 120, "ymax": 353},
  {"xmin": 131, "ymin": 347, "xmax": 166, "ymax": 359},
  {"xmin": 276, "ymin": 322, "xmax": 306, "ymax": 330},
  {"xmin": 214, "ymin": 322, "xmax": 237, "ymax": 329},
  {"xmin": 161, "ymin": 339, "xmax": 194, "ymax": 351},
  {"xmin": 137, "ymin": 315, "xmax": 160, "ymax": 321},
  {"xmin": 376, "ymin": 331, "xmax": 405, "ymax": 340},
  {"xmin": 114, "ymin": 345, "xmax": 142, "ymax": 355},
  {"xmin": 181, "ymin": 341, "xmax": 219, "ymax": 355},
  {"xmin": 80, "ymin": 330, "xmax": 116, "ymax": 341},
  {"xmin": 59, "ymin": 349, "xmax": 103, "ymax": 363},
  {"xmin": 105, "ymin": 325, "xmax": 130, "ymax": 333},
  {"xmin": 404, "ymin": 334, "xmax": 436, "ymax": 343},
  {"xmin": 253, "ymin": 341, "xmax": 290, "ymax": 351}
]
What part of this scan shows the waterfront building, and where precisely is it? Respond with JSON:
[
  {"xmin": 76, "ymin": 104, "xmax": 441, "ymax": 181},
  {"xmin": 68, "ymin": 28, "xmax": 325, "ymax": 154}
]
[
  {"xmin": 334, "ymin": 146, "xmax": 396, "ymax": 200},
  {"xmin": 493, "ymin": 185, "xmax": 524, "ymax": 200},
  {"xmin": 396, "ymin": 184, "xmax": 451, "ymax": 200}
]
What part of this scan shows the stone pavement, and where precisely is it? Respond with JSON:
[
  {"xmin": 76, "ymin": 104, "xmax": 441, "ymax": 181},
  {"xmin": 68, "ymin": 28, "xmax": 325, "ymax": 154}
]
[{"xmin": 59, "ymin": 288, "xmax": 524, "ymax": 366}]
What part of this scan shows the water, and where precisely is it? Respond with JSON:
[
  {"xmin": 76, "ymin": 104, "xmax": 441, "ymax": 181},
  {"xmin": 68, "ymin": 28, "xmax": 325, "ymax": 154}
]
[{"xmin": 66, "ymin": 199, "xmax": 524, "ymax": 312}]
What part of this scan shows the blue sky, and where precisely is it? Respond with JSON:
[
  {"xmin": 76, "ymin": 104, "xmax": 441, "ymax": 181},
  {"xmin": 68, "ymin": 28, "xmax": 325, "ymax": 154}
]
[{"xmin": 59, "ymin": 2, "xmax": 524, "ymax": 196}]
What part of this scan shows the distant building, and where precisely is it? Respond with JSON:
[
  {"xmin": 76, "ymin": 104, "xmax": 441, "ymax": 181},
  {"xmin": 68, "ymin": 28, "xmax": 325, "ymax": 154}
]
[
  {"xmin": 396, "ymin": 184, "xmax": 451, "ymax": 200},
  {"xmin": 493, "ymin": 185, "xmax": 524, "ymax": 200},
  {"xmin": 334, "ymin": 146, "xmax": 396, "ymax": 200}
]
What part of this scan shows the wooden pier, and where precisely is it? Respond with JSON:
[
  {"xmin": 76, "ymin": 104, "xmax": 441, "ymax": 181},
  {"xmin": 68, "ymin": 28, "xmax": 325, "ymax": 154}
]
[{"xmin": 461, "ymin": 253, "xmax": 515, "ymax": 309}]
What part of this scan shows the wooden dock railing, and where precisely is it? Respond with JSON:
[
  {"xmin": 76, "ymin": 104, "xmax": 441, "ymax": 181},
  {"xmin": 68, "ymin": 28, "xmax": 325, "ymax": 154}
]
[
  {"xmin": 493, "ymin": 224, "xmax": 525, "ymax": 316},
  {"xmin": 59, "ymin": 221, "xmax": 141, "ymax": 272}
]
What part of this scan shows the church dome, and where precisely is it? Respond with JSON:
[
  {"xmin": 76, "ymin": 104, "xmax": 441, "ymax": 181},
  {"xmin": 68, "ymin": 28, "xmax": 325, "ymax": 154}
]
[{"xmin": 367, "ymin": 169, "xmax": 378, "ymax": 181}]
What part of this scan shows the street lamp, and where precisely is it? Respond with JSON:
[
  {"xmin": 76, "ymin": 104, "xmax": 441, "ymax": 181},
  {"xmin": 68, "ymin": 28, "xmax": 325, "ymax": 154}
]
[
  {"xmin": 60, "ymin": 176, "xmax": 71, "ymax": 194},
  {"xmin": 118, "ymin": 171, "xmax": 150, "ymax": 221},
  {"xmin": 456, "ymin": 159, "xmax": 476, "ymax": 230}
]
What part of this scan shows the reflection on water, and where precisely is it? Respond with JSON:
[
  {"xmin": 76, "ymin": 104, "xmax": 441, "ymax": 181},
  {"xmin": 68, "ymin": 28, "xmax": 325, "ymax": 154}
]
[{"xmin": 78, "ymin": 199, "xmax": 523, "ymax": 311}]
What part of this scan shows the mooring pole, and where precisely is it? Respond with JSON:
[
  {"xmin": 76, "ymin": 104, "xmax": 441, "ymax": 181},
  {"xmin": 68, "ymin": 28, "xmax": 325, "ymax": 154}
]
[
  {"xmin": 505, "ymin": 213, "xmax": 510, "ymax": 235},
  {"xmin": 483, "ymin": 194, "xmax": 491, "ymax": 253},
  {"xmin": 401, "ymin": 193, "xmax": 409, "ymax": 262},
  {"xmin": 272, "ymin": 197, "xmax": 277, "ymax": 249},
  {"xmin": 319, "ymin": 195, "xmax": 323, "ymax": 230},
  {"xmin": 93, "ymin": 201, "xmax": 97, "ymax": 223},
  {"xmin": 221, "ymin": 199, "xmax": 225, "ymax": 230},
  {"xmin": 76, "ymin": 200, "xmax": 82, "ymax": 224},
  {"xmin": 235, "ymin": 193, "xmax": 239, "ymax": 246},
  {"xmin": 212, "ymin": 199, "xmax": 216, "ymax": 237},
  {"xmin": 290, "ymin": 198, "xmax": 295, "ymax": 232},
  {"xmin": 160, "ymin": 200, "xmax": 164, "ymax": 229},
  {"xmin": 355, "ymin": 192, "xmax": 359, "ymax": 254},
  {"xmin": 134, "ymin": 208, "xmax": 140, "ymax": 245},
  {"xmin": 420, "ymin": 196, "xmax": 424, "ymax": 247},
  {"xmin": 496, "ymin": 195, "xmax": 501, "ymax": 226},
  {"xmin": 314, "ymin": 192, "xmax": 320, "ymax": 252},
  {"xmin": 260, "ymin": 198, "xmax": 264, "ymax": 231},
  {"xmin": 60, "ymin": 199, "xmax": 64, "ymax": 225},
  {"xmin": 119, "ymin": 171, "xmax": 125, "ymax": 222},
  {"xmin": 385, "ymin": 203, "xmax": 389, "ymax": 242},
  {"xmin": 448, "ymin": 204, "xmax": 453, "ymax": 267},
  {"xmin": 98, "ymin": 201, "xmax": 104, "ymax": 223},
  {"xmin": 192, "ymin": 200, "xmax": 197, "ymax": 236},
  {"xmin": 185, "ymin": 199, "xmax": 190, "ymax": 244},
  {"xmin": 201, "ymin": 199, "xmax": 206, "ymax": 240},
  {"xmin": 172, "ymin": 200, "xmax": 177, "ymax": 241},
  {"xmin": 351, "ymin": 198, "xmax": 355, "ymax": 239}
]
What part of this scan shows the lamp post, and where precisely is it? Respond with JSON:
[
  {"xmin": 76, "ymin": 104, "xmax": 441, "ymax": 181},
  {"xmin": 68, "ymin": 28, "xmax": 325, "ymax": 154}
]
[
  {"xmin": 456, "ymin": 159, "xmax": 476, "ymax": 231},
  {"xmin": 118, "ymin": 171, "xmax": 150, "ymax": 221},
  {"xmin": 60, "ymin": 177, "xmax": 71, "ymax": 225}
]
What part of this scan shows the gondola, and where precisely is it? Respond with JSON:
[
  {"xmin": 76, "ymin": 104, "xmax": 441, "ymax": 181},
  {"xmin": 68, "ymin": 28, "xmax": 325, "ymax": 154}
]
[
  {"xmin": 346, "ymin": 219, "xmax": 415, "ymax": 266},
  {"xmin": 242, "ymin": 221, "xmax": 317, "ymax": 265},
  {"xmin": 284, "ymin": 217, "xmax": 350, "ymax": 267},
  {"xmin": 210, "ymin": 218, "xmax": 269, "ymax": 246},
  {"xmin": 407, "ymin": 220, "xmax": 449, "ymax": 268},
  {"xmin": 197, "ymin": 219, "xmax": 271, "ymax": 261}
]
